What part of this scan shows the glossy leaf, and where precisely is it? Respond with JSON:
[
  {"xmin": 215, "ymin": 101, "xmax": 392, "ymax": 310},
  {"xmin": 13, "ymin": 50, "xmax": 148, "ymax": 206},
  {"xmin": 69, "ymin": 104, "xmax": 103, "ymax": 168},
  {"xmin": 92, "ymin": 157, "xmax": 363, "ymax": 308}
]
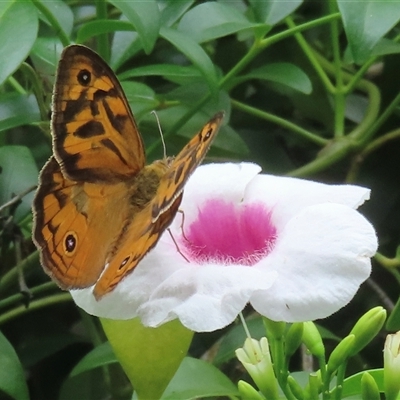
[
  {"xmin": 121, "ymin": 81, "xmax": 159, "ymax": 118},
  {"xmin": 77, "ymin": 20, "xmax": 134, "ymax": 44},
  {"xmin": 338, "ymin": 0, "xmax": 400, "ymax": 64},
  {"xmin": 372, "ymin": 38, "xmax": 400, "ymax": 57},
  {"xmin": 334, "ymin": 369, "xmax": 384, "ymax": 398},
  {"xmin": 0, "ymin": 93, "xmax": 41, "ymax": 132},
  {"xmin": 0, "ymin": 146, "xmax": 38, "ymax": 221},
  {"xmin": 30, "ymin": 37, "xmax": 63, "ymax": 82},
  {"xmin": 386, "ymin": 295, "xmax": 400, "ymax": 330},
  {"xmin": 109, "ymin": 0, "xmax": 161, "ymax": 54},
  {"xmin": 0, "ymin": 0, "xmax": 38, "ymax": 85},
  {"xmin": 110, "ymin": 15, "xmax": 141, "ymax": 70},
  {"xmin": 70, "ymin": 342, "xmax": 116, "ymax": 377},
  {"xmin": 36, "ymin": 0, "xmax": 73, "ymax": 37},
  {"xmin": 160, "ymin": 0, "xmax": 195, "ymax": 27},
  {"xmin": 177, "ymin": 2, "xmax": 256, "ymax": 43},
  {"xmin": 161, "ymin": 357, "xmax": 239, "ymax": 399},
  {"xmin": 239, "ymin": 63, "xmax": 312, "ymax": 94},
  {"xmin": 0, "ymin": 331, "xmax": 29, "ymax": 400},
  {"xmin": 249, "ymin": 0, "xmax": 303, "ymax": 25},
  {"xmin": 118, "ymin": 64, "xmax": 202, "ymax": 86},
  {"xmin": 160, "ymin": 27, "xmax": 218, "ymax": 93}
]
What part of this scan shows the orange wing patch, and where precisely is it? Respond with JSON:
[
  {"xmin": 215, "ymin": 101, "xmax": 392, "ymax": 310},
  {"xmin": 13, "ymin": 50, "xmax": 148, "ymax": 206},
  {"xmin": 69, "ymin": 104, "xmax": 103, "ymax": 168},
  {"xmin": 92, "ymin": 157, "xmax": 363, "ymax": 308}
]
[{"xmin": 32, "ymin": 44, "xmax": 224, "ymax": 300}]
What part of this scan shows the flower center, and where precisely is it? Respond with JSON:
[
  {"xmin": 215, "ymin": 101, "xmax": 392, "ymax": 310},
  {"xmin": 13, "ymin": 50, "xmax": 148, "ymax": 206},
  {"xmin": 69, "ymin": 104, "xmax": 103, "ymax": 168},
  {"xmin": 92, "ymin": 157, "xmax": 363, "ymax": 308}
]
[{"xmin": 183, "ymin": 199, "xmax": 277, "ymax": 265}]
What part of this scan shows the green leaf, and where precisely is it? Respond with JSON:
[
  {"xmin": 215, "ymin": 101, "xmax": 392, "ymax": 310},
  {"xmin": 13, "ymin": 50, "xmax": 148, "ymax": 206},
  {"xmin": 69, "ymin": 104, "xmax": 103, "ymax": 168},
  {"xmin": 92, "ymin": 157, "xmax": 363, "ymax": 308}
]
[
  {"xmin": 121, "ymin": 81, "xmax": 159, "ymax": 118},
  {"xmin": 109, "ymin": 0, "xmax": 161, "ymax": 54},
  {"xmin": 160, "ymin": 27, "xmax": 219, "ymax": 94},
  {"xmin": 315, "ymin": 324, "xmax": 341, "ymax": 342},
  {"xmin": 160, "ymin": 0, "xmax": 195, "ymax": 27},
  {"xmin": 0, "ymin": 0, "xmax": 38, "ymax": 85},
  {"xmin": 338, "ymin": 0, "xmax": 400, "ymax": 64},
  {"xmin": 334, "ymin": 368, "xmax": 384, "ymax": 398},
  {"xmin": 177, "ymin": 2, "xmax": 256, "ymax": 43},
  {"xmin": 30, "ymin": 37, "xmax": 63, "ymax": 82},
  {"xmin": 77, "ymin": 20, "xmax": 134, "ymax": 44},
  {"xmin": 386, "ymin": 295, "xmax": 400, "ymax": 330},
  {"xmin": 239, "ymin": 63, "xmax": 312, "ymax": 94},
  {"xmin": 36, "ymin": 0, "xmax": 73, "ymax": 37},
  {"xmin": 0, "ymin": 145, "xmax": 38, "ymax": 221},
  {"xmin": 0, "ymin": 93, "xmax": 41, "ymax": 132},
  {"xmin": 249, "ymin": 0, "xmax": 303, "ymax": 25},
  {"xmin": 110, "ymin": 16, "xmax": 141, "ymax": 70},
  {"xmin": 60, "ymin": 369, "xmax": 110, "ymax": 400},
  {"xmin": 70, "ymin": 342, "xmax": 116, "ymax": 377},
  {"xmin": 0, "ymin": 330, "xmax": 29, "ymax": 400},
  {"xmin": 372, "ymin": 38, "xmax": 400, "ymax": 57},
  {"xmin": 168, "ymin": 108, "xmax": 247, "ymax": 157},
  {"xmin": 119, "ymin": 64, "xmax": 203, "ymax": 86},
  {"xmin": 161, "ymin": 357, "xmax": 239, "ymax": 399}
]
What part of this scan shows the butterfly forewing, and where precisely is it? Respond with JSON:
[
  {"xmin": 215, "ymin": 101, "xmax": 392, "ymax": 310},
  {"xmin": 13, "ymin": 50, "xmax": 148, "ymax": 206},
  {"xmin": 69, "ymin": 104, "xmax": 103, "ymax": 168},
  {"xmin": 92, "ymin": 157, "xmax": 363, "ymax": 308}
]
[
  {"xmin": 151, "ymin": 112, "xmax": 224, "ymax": 221},
  {"xmin": 53, "ymin": 45, "xmax": 146, "ymax": 183},
  {"xmin": 92, "ymin": 113, "xmax": 224, "ymax": 299},
  {"xmin": 33, "ymin": 44, "xmax": 224, "ymax": 300}
]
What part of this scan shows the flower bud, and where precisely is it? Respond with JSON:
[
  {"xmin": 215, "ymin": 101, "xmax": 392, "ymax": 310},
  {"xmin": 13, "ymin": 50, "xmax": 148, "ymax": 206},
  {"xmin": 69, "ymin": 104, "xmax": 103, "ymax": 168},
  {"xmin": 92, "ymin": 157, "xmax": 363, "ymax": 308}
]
[
  {"xmin": 384, "ymin": 331, "xmax": 400, "ymax": 400},
  {"xmin": 287, "ymin": 375, "xmax": 304, "ymax": 400},
  {"xmin": 238, "ymin": 380, "xmax": 266, "ymax": 400},
  {"xmin": 285, "ymin": 323, "xmax": 304, "ymax": 357},
  {"xmin": 361, "ymin": 371, "xmax": 380, "ymax": 400},
  {"xmin": 327, "ymin": 334, "xmax": 355, "ymax": 375},
  {"xmin": 348, "ymin": 306, "xmax": 386, "ymax": 356},
  {"xmin": 236, "ymin": 337, "xmax": 278, "ymax": 399},
  {"xmin": 306, "ymin": 373, "xmax": 321, "ymax": 399},
  {"xmin": 302, "ymin": 321, "xmax": 325, "ymax": 358}
]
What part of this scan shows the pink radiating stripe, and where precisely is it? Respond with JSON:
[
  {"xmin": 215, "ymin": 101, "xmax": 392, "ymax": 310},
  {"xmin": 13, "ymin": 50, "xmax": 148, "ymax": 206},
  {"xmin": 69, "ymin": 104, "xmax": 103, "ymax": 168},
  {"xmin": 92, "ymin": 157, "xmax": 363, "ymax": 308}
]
[{"xmin": 184, "ymin": 199, "xmax": 276, "ymax": 265}]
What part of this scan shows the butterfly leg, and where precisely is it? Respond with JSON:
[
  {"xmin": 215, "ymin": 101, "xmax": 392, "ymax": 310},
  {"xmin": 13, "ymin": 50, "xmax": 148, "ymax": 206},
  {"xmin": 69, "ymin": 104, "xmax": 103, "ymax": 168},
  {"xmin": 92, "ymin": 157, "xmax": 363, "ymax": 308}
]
[
  {"xmin": 167, "ymin": 228, "xmax": 190, "ymax": 262},
  {"xmin": 176, "ymin": 209, "xmax": 190, "ymax": 242}
]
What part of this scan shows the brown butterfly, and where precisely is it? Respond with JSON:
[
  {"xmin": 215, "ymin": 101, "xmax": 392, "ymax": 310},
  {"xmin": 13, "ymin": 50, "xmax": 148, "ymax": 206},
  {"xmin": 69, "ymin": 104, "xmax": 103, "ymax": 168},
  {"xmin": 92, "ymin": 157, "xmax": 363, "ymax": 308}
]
[{"xmin": 32, "ymin": 45, "xmax": 223, "ymax": 300}]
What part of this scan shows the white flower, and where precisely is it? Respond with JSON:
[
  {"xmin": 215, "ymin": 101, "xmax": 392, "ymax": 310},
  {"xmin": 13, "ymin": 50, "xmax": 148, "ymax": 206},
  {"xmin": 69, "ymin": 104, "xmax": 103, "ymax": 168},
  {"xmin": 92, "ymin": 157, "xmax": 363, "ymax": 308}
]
[{"xmin": 71, "ymin": 163, "xmax": 378, "ymax": 332}]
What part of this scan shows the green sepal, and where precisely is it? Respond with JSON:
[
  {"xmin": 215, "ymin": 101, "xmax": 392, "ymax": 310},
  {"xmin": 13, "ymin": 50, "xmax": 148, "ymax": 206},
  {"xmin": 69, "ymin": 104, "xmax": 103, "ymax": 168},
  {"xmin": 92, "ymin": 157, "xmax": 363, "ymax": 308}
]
[{"xmin": 100, "ymin": 317, "xmax": 193, "ymax": 399}]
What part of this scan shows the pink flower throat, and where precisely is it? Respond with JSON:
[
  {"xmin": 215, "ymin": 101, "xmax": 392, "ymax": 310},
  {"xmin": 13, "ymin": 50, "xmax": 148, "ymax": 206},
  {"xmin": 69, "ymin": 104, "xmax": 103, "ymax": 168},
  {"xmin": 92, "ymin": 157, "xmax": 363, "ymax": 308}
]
[{"xmin": 183, "ymin": 199, "xmax": 276, "ymax": 265}]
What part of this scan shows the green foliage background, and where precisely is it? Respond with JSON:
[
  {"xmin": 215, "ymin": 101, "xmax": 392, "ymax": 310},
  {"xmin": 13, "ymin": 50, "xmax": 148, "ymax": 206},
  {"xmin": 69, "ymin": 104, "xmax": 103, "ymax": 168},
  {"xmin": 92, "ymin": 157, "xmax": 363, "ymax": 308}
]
[{"xmin": 1, "ymin": 0, "xmax": 400, "ymax": 399}]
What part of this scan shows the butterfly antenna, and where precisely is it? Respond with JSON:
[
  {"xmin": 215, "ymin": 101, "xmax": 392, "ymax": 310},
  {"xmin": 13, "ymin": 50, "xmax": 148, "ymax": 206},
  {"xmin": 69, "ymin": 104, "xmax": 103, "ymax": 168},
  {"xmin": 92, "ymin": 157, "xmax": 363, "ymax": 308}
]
[{"xmin": 151, "ymin": 110, "xmax": 167, "ymax": 159}]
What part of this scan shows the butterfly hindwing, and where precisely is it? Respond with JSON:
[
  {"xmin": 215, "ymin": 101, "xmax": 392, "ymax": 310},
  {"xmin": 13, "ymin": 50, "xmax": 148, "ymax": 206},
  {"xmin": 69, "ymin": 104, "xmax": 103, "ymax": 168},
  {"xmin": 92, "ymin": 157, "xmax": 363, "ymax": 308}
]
[
  {"xmin": 33, "ymin": 157, "xmax": 134, "ymax": 288},
  {"xmin": 33, "ymin": 44, "xmax": 224, "ymax": 299}
]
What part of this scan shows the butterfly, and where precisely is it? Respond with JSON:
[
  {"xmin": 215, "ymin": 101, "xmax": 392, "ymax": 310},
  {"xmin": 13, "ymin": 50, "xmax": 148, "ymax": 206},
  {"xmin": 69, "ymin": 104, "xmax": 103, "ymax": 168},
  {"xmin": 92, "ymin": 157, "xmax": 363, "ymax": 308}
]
[{"xmin": 32, "ymin": 45, "xmax": 223, "ymax": 300}]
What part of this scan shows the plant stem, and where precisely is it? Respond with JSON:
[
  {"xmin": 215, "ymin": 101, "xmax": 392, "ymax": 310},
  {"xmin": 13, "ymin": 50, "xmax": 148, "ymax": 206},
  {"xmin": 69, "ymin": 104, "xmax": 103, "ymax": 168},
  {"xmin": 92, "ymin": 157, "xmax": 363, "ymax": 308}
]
[
  {"xmin": 0, "ymin": 293, "xmax": 71, "ymax": 325},
  {"xmin": 347, "ymin": 127, "xmax": 400, "ymax": 182},
  {"xmin": 96, "ymin": 0, "xmax": 110, "ymax": 60},
  {"xmin": 328, "ymin": 1, "xmax": 345, "ymax": 137},
  {"xmin": 231, "ymin": 99, "xmax": 328, "ymax": 146},
  {"xmin": 285, "ymin": 16, "xmax": 335, "ymax": 94}
]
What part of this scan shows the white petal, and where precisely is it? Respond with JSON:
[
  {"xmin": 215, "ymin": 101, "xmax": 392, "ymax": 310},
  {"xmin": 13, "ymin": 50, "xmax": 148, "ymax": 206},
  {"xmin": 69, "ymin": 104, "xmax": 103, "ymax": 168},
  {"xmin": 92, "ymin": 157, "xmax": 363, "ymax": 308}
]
[
  {"xmin": 179, "ymin": 162, "xmax": 261, "ymax": 226},
  {"xmin": 70, "ymin": 163, "xmax": 378, "ymax": 332},
  {"xmin": 70, "ymin": 239, "xmax": 189, "ymax": 319},
  {"xmin": 138, "ymin": 265, "xmax": 277, "ymax": 332},
  {"xmin": 250, "ymin": 203, "xmax": 377, "ymax": 322},
  {"xmin": 245, "ymin": 174, "xmax": 370, "ymax": 228}
]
